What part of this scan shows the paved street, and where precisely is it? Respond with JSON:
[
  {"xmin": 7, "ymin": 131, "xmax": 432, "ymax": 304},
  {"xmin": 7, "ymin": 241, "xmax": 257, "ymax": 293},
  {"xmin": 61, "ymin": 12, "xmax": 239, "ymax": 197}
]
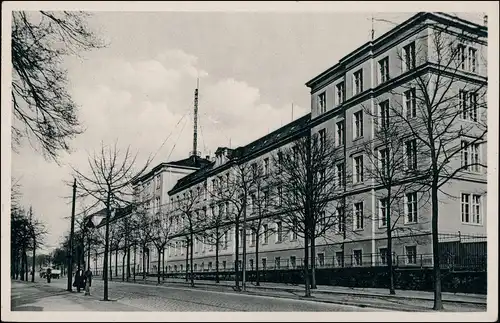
[{"xmin": 11, "ymin": 279, "xmax": 386, "ymax": 312}]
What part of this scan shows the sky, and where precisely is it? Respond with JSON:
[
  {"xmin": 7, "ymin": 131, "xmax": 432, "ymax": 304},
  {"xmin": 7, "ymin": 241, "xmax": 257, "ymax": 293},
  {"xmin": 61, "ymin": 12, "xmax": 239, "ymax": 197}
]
[{"xmin": 8, "ymin": 9, "xmax": 487, "ymax": 253}]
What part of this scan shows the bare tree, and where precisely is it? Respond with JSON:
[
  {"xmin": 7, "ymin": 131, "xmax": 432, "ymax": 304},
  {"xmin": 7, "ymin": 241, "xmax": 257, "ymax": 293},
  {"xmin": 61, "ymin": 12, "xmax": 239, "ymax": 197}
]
[
  {"xmin": 71, "ymin": 140, "xmax": 151, "ymax": 301},
  {"xmin": 198, "ymin": 201, "xmax": 232, "ymax": 284},
  {"xmin": 11, "ymin": 11, "xmax": 105, "ymax": 161},
  {"xmin": 151, "ymin": 209, "xmax": 174, "ymax": 284},
  {"xmin": 387, "ymin": 22, "xmax": 487, "ymax": 310},
  {"xmin": 131, "ymin": 208, "xmax": 153, "ymax": 281},
  {"xmin": 362, "ymin": 99, "xmax": 429, "ymax": 295},
  {"xmin": 175, "ymin": 188, "xmax": 203, "ymax": 287},
  {"xmin": 269, "ymin": 131, "xmax": 347, "ymax": 296}
]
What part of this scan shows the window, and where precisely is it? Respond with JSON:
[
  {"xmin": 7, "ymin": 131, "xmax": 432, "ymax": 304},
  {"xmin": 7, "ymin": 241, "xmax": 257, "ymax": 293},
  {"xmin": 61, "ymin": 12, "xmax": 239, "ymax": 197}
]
[
  {"xmin": 404, "ymin": 88, "xmax": 417, "ymax": 118},
  {"xmin": 468, "ymin": 47, "xmax": 477, "ymax": 73},
  {"xmin": 405, "ymin": 192, "xmax": 418, "ymax": 223},
  {"xmin": 262, "ymin": 258, "xmax": 267, "ymax": 269},
  {"xmin": 250, "ymin": 194, "xmax": 256, "ymax": 213},
  {"xmin": 318, "ymin": 129, "xmax": 326, "ymax": 148},
  {"xmin": 403, "ymin": 42, "xmax": 416, "ymax": 72},
  {"xmin": 457, "ymin": 44, "xmax": 467, "ymax": 70},
  {"xmin": 335, "ymin": 251, "xmax": 344, "ymax": 267},
  {"xmin": 264, "ymin": 158, "xmax": 269, "ymax": 176},
  {"xmin": 249, "ymin": 259, "xmax": 254, "ymax": 270},
  {"xmin": 405, "ymin": 246, "xmax": 417, "ymax": 264},
  {"xmin": 336, "ymin": 120, "xmax": 345, "ymax": 146},
  {"xmin": 264, "ymin": 190, "xmax": 270, "ymax": 209},
  {"xmin": 353, "ymin": 111, "xmax": 363, "ymax": 139},
  {"xmin": 378, "ymin": 57, "xmax": 389, "ymax": 84},
  {"xmin": 337, "ymin": 207, "xmax": 345, "ymax": 233},
  {"xmin": 461, "ymin": 193, "xmax": 481, "ymax": 224},
  {"xmin": 354, "ymin": 202, "xmax": 364, "ymax": 230},
  {"xmin": 290, "ymin": 256, "xmax": 296, "ymax": 268},
  {"xmin": 319, "ymin": 211, "xmax": 326, "ymax": 227},
  {"xmin": 378, "ymin": 100, "xmax": 390, "ymax": 130},
  {"xmin": 263, "ymin": 224, "xmax": 269, "ymax": 244},
  {"xmin": 353, "ymin": 155, "xmax": 364, "ymax": 184},
  {"xmin": 275, "ymin": 257, "xmax": 281, "ymax": 269},
  {"xmin": 208, "ymin": 262, "xmax": 212, "ymax": 271},
  {"xmin": 379, "ymin": 198, "xmax": 388, "ymax": 227},
  {"xmin": 277, "ymin": 186, "xmax": 283, "ymax": 206},
  {"xmin": 318, "ymin": 168, "xmax": 326, "ymax": 185},
  {"xmin": 317, "ymin": 253, "xmax": 325, "ymax": 267},
  {"xmin": 239, "ymin": 229, "xmax": 245, "ymax": 247},
  {"xmin": 353, "ymin": 250, "xmax": 363, "ymax": 266},
  {"xmin": 251, "ymin": 229, "xmax": 256, "ymax": 246},
  {"xmin": 379, "ymin": 248, "xmax": 388, "ymax": 265},
  {"xmin": 276, "ymin": 222, "xmax": 283, "ymax": 243},
  {"xmin": 336, "ymin": 163, "xmax": 345, "ymax": 188},
  {"xmin": 336, "ymin": 81, "xmax": 345, "ymax": 105},
  {"xmin": 318, "ymin": 92, "xmax": 327, "ymax": 114},
  {"xmin": 277, "ymin": 151, "xmax": 283, "ymax": 168},
  {"xmin": 222, "ymin": 261, "xmax": 227, "ymax": 270},
  {"xmin": 405, "ymin": 139, "xmax": 417, "ymax": 170},
  {"xmin": 379, "ymin": 148, "xmax": 390, "ymax": 178},
  {"xmin": 223, "ymin": 231, "xmax": 229, "ymax": 249},
  {"xmin": 156, "ymin": 175, "xmax": 161, "ymax": 188},
  {"xmin": 461, "ymin": 141, "xmax": 481, "ymax": 173},
  {"xmin": 353, "ymin": 69, "xmax": 363, "ymax": 95},
  {"xmin": 460, "ymin": 91, "xmax": 478, "ymax": 122},
  {"xmin": 292, "ymin": 219, "xmax": 298, "ymax": 241}
]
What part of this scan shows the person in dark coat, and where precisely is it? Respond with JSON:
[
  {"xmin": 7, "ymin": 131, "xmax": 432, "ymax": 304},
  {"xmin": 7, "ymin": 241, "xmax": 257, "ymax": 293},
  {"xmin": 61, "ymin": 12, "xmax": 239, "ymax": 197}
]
[{"xmin": 74, "ymin": 268, "xmax": 85, "ymax": 292}]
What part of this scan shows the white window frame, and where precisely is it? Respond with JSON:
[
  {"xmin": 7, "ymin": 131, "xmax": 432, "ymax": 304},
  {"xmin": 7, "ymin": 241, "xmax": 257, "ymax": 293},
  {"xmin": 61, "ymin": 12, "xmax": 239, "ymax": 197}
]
[
  {"xmin": 336, "ymin": 81, "xmax": 345, "ymax": 105},
  {"xmin": 335, "ymin": 251, "xmax": 344, "ymax": 267},
  {"xmin": 378, "ymin": 56, "xmax": 390, "ymax": 84},
  {"xmin": 468, "ymin": 46, "xmax": 477, "ymax": 73},
  {"xmin": 353, "ymin": 110, "xmax": 364, "ymax": 139},
  {"xmin": 263, "ymin": 158, "xmax": 269, "ymax": 176},
  {"xmin": 353, "ymin": 249, "xmax": 363, "ymax": 266},
  {"xmin": 336, "ymin": 162, "xmax": 345, "ymax": 188},
  {"xmin": 317, "ymin": 252, "xmax": 325, "ymax": 267},
  {"xmin": 405, "ymin": 139, "xmax": 417, "ymax": 171},
  {"xmin": 404, "ymin": 88, "xmax": 417, "ymax": 118},
  {"xmin": 353, "ymin": 69, "xmax": 363, "ymax": 95},
  {"xmin": 461, "ymin": 193, "xmax": 482, "ymax": 225},
  {"xmin": 318, "ymin": 128, "xmax": 326, "ymax": 148},
  {"xmin": 262, "ymin": 224, "xmax": 269, "ymax": 244},
  {"xmin": 336, "ymin": 120, "xmax": 345, "ymax": 147},
  {"xmin": 261, "ymin": 257, "xmax": 267, "ymax": 270},
  {"xmin": 405, "ymin": 192, "xmax": 418, "ymax": 224},
  {"xmin": 379, "ymin": 147, "xmax": 390, "ymax": 178},
  {"xmin": 378, "ymin": 100, "xmax": 390, "ymax": 130},
  {"xmin": 461, "ymin": 140, "xmax": 481, "ymax": 173},
  {"xmin": 379, "ymin": 247, "xmax": 388, "ymax": 265},
  {"xmin": 318, "ymin": 92, "xmax": 327, "ymax": 114},
  {"xmin": 405, "ymin": 245, "xmax": 417, "ymax": 265},
  {"xmin": 353, "ymin": 155, "xmax": 364, "ymax": 184},
  {"xmin": 290, "ymin": 255, "xmax": 297, "ymax": 268},
  {"xmin": 353, "ymin": 202, "xmax": 364, "ymax": 230},
  {"xmin": 378, "ymin": 198, "xmax": 388, "ymax": 228},
  {"xmin": 276, "ymin": 221, "xmax": 283, "ymax": 243},
  {"xmin": 403, "ymin": 41, "xmax": 416, "ymax": 72}
]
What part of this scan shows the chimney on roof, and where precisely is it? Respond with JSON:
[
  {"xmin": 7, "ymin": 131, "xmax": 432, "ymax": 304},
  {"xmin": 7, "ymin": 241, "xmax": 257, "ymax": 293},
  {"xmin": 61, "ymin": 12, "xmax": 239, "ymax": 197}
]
[{"xmin": 483, "ymin": 15, "xmax": 488, "ymax": 27}]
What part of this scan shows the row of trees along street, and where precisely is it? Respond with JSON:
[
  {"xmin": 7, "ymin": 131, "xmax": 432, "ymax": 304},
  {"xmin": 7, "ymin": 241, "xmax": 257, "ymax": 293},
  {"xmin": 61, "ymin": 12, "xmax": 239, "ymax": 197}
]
[{"xmin": 10, "ymin": 178, "xmax": 48, "ymax": 282}]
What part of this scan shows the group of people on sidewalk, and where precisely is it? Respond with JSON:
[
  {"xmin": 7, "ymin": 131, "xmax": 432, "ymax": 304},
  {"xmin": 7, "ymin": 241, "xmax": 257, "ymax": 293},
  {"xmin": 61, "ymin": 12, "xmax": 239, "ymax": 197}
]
[{"xmin": 73, "ymin": 268, "xmax": 93, "ymax": 295}]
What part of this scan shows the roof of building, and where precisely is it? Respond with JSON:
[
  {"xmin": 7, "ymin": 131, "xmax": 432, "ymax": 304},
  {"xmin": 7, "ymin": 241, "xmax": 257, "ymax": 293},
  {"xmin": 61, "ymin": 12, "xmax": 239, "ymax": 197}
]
[
  {"xmin": 131, "ymin": 155, "xmax": 212, "ymax": 185},
  {"xmin": 305, "ymin": 12, "xmax": 487, "ymax": 89},
  {"xmin": 168, "ymin": 113, "xmax": 311, "ymax": 195},
  {"xmin": 84, "ymin": 204, "xmax": 135, "ymax": 229}
]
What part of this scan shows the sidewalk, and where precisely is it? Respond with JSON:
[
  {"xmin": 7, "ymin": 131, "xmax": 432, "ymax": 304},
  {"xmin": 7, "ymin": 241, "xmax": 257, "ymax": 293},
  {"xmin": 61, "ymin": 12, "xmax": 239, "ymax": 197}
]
[
  {"xmin": 118, "ymin": 275, "xmax": 486, "ymax": 305},
  {"xmin": 11, "ymin": 281, "xmax": 144, "ymax": 311}
]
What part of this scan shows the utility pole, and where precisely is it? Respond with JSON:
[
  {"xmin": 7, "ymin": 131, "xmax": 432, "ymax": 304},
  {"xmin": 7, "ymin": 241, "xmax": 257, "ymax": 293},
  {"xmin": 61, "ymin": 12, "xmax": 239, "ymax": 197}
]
[{"xmin": 67, "ymin": 179, "xmax": 77, "ymax": 291}]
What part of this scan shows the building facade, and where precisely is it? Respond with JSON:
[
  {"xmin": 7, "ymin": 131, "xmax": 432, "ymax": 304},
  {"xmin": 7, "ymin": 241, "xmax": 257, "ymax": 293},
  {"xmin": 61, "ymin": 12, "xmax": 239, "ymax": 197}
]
[{"xmin": 164, "ymin": 12, "xmax": 487, "ymax": 274}]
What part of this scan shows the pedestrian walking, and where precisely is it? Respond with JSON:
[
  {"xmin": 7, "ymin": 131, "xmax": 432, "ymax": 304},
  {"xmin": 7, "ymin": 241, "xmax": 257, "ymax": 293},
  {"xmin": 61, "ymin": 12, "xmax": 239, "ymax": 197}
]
[
  {"xmin": 73, "ymin": 268, "xmax": 85, "ymax": 292},
  {"xmin": 84, "ymin": 268, "xmax": 93, "ymax": 296}
]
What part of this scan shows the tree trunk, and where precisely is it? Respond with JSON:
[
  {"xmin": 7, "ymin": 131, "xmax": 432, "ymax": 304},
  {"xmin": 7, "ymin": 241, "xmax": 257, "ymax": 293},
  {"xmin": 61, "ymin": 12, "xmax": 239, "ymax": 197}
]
[
  {"xmin": 157, "ymin": 247, "xmax": 161, "ymax": 285},
  {"xmin": 255, "ymin": 230, "xmax": 260, "ymax": 286},
  {"xmin": 185, "ymin": 239, "xmax": 189, "ymax": 282},
  {"xmin": 122, "ymin": 252, "xmax": 126, "ymax": 282},
  {"xmin": 431, "ymin": 183, "xmax": 443, "ymax": 310},
  {"xmin": 109, "ymin": 247, "xmax": 113, "ymax": 281},
  {"xmin": 303, "ymin": 234, "xmax": 311, "ymax": 297},
  {"xmin": 133, "ymin": 244, "xmax": 137, "ymax": 282},
  {"xmin": 126, "ymin": 244, "xmax": 131, "ymax": 281},
  {"xmin": 234, "ymin": 220, "xmax": 240, "ymax": 291},
  {"xmin": 310, "ymin": 233, "xmax": 317, "ymax": 289},
  {"xmin": 387, "ymin": 190, "xmax": 396, "ymax": 295},
  {"xmin": 115, "ymin": 248, "xmax": 118, "ymax": 277},
  {"xmin": 190, "ymin": 232, "xmax": 194, "ymax": 287},
  {"xmin": 215, "ymin": 231, "xmax": 220, "ymax": 283},
  {"xmin": 142, "ymin": 245, "xmax": 146, "ymax": 280},
  {"xmin": 31, "ymin": 242, "xmax": 36, "ymax": 282},
  {"xmin": 103, "ymin": 200, "xmax": 110, "ymax": 301},
  {"xmin": 242, "ymin": 209, "xmax": 247, "ymax": 291},
  {"xmin": 162, "ymin": 249, "xmax": 166, "ymax": 282}
]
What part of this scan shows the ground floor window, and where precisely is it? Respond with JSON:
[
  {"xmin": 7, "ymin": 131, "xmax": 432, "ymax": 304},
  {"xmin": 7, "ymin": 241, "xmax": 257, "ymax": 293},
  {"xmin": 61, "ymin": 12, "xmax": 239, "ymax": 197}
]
[
  {"xmin": 290, "ymin": 256, "xmax": 296, "ymax": 268},
  {"xmin": 379, "ymin": 248, "xmax": 387, "ymax": 265},
  {"xmin": 262, "ymin": 258, "xmax": 267, "ymax": 269},
  {"xmin": 317, "ymin": 253, "xmax": 325, "ymax": 267},
  {"xmin": 353, "ymin": 249, "xmax": 363, "ymax": 266},
  {"xmin": 335, "ymin": 251, "xmax": 344, "ymax": 267},
  {"xmin": 405, "ymin": 245, "xmax": 417, "ymax": 264}
]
